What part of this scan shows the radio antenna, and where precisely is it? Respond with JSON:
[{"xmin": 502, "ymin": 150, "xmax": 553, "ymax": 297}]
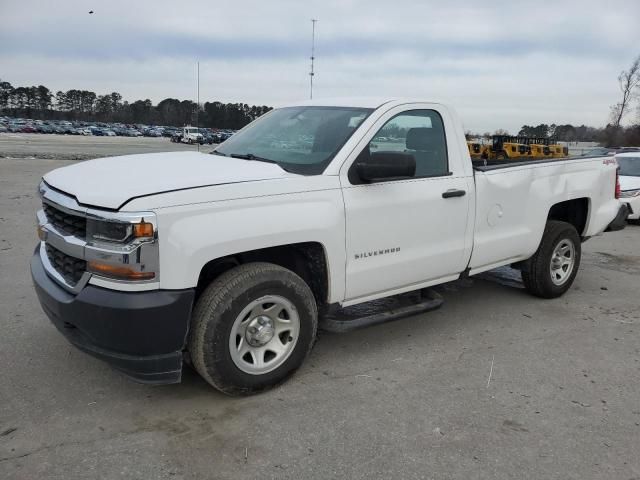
[{"xmin": 309, "ymin": 19, "xmax": 317, "ymax": 99}]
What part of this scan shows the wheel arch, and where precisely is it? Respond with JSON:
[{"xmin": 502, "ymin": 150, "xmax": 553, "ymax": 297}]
[
  {"xmin": 195, "ymin": 242, "xmax": 330, "ymax": 308},
  {"xmin": 547, "ymin": 197, "xmax": 590, "ymax": 237}
]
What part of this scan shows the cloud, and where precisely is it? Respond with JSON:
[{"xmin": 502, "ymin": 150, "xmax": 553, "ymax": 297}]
[{"xmin": 1, "ymin": 0, "xmax": 639, "ymax": 131}]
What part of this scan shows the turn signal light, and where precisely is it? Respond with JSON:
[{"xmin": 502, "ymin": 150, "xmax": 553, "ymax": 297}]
[
  {"xmin": 88, "ymin": 261, "xmax": 155, "ymax": 280},
  {"xmin": 133, "ymin": 220, "xmax": 154, "ymax": 238}
]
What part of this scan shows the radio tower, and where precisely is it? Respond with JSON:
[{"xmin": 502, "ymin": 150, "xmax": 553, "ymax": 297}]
[{"xmin": 309, "ymin": 19, "xmax": 317, "ymax": 99}]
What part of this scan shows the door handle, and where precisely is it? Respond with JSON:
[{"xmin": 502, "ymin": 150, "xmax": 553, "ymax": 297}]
[{"xmin": 442, "ymin": 189, "xmax": 466, "ymax": 199}]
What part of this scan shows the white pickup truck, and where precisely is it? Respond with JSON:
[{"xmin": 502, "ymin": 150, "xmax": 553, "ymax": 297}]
[
  {"xmin": 31, "ymin": 98, "xmax": 628, "ymax": 395},
  {"xmin": 180, "ymin": 126, "xmax": 202, "ymax": 144}
]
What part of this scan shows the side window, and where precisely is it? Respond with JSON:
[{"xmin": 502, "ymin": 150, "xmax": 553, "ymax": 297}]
[{"xmin": 355, "ymin": 109, "xmax": 449, "ymax": 181}]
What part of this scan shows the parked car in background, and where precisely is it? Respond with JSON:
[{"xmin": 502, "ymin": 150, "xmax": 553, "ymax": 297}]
[
  {"xmin": 615, "ymin": 147, "xmax": 640, "ymax": 154},
  {"xmin": 199, "ymin": 133, "xmax": 215, "ymax": 145},
  {"xmin": 582, "ymin": 147, "xmax": 614, "ymax": 157},
  {"xmin": 616, "ymin": 153, "xmax": 640, "ymax": 223},
  {"xmin": 20, "ymin": 125, "xmax": 37, "ymax": 133},
  {"xmin": 0, "ymin": 125, "xmax": 7, "ymax": 133},
  {"xmin": 0, "ymin": 115, "xmax": 242, "ymax": 141},
  {"xmin": 36, "ymin": 124, "xmax": 53, "ymax": 134},
  {"xmin": 216, "ymin": 130, "xmax": 233, "ymax": 142}
]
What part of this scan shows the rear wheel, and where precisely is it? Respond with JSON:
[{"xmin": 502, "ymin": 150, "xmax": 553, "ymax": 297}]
[
  {"xmin": 521, "ymin": 220, "xmax": 581, "ymax": 298},
  {"xmin": 189, "ymin": 262, "xmax": 318, "ymax": 395}
]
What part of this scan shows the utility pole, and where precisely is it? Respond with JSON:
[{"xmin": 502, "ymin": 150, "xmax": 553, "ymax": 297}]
[
  {"xmin": 309, "ymin": 19, "xmax": 317, "ymax": 100},
  {"xmin": 196, "ymin": 61, "xmax": 200, "ymax": 152}
]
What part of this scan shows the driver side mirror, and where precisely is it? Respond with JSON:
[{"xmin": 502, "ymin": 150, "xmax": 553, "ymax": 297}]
[{"xmin": 355, "ymin": 151, "xmax": 416, "ymax": 183}]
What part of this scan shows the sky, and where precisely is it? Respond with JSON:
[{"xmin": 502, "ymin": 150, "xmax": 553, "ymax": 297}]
[{"xmin": 1, "ymin": 0, "xmax": 639, "ymax": 133}]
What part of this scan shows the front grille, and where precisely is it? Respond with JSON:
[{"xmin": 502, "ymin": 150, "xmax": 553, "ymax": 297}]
[
  {"xmin": 43, "ymin": 203, "xmax": 86, "ymax": 239},
  {"xmin": 45, "ymin": 244, "xmax": 87, "ymax": 286}
]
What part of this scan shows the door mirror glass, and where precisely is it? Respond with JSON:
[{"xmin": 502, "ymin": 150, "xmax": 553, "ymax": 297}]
[{"xmin": 356, "ymin": 151, "xmax": 416, "ymax": 182}]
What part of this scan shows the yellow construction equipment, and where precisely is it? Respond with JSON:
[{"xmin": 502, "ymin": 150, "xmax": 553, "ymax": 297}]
[
  {"xmin": 549, "ymin": 143, "xmax": 569, "ymax": 158},
  {"xmin": 469, "ymin": 136, "xmax": 568, "ymax": 162},
  {"xmin": 491, "ymin": 136, "xmax": 532, "ymax": 160},
  {"xmin": 528, "ymin": 138, "xmax": 555, "ymax": 159},
  {"xmin": 467, "ymin": 142, "xmax": 491, "ymax": 160}
]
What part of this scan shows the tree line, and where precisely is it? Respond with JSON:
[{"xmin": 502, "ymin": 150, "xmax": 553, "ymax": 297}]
[
  {"xmin": 467, "ymin": 122, "xmax": 640, "ymax": 147},
  {"xmin": 518, "ymin": 123, "xmax": 640, "ymax": 146},
  {"xmin": 0, "ymin": 79, "xmax": 272, "ymax": 129}
]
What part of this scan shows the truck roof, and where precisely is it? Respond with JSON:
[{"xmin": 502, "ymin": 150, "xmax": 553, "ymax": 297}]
[{"xmin": 277, "ymin": 97, "xmax": 443, "ymax": 109}]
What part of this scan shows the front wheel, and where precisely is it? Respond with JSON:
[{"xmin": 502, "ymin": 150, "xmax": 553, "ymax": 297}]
[
  {"xmin": 521, "ymin": 220, "xmax": 581, "ymax": 298},
  {"xmin": 188, "ymin": 262, "xmax": 318, "ymax": 395}
]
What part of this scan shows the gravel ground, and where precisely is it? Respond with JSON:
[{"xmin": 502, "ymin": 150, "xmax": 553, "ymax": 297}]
[
  {"xmin": 0, "ymin": 146, "xmax": 639, "ymax": 480},
  {"xmin": 0, "ymin": 133, "xmax": 215, "ymax": 160}
]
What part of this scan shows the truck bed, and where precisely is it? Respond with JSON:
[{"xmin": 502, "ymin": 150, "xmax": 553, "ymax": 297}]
[
  {"xmin": 468, "ymin": 153, "xmax": 619, "ymax": 276},
  {"xmin": 472, "ymin": 155, "xmax": 605, "ymax": 171}
]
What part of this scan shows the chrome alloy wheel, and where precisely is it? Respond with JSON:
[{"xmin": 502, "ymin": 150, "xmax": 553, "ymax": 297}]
[
  {"xmin": 550, "ymin": 238, "xmax": 576, "ymax": 286},
  {"xmin": 229, "ymin": 295, "xmax": 300, "ymax": 375}
]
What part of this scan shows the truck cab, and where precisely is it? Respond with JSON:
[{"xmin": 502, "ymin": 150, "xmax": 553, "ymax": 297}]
[{"xmin": 181, "ymin": 126, "xmax": 202, "ymax": 144}]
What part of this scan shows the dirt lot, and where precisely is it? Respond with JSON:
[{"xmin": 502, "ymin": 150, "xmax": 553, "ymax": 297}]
[
  {"xmin": 0, "ymin": 133, "xmax": 214, "ymax": 160},
  {"xmin": 0, "ymin": 138, "xmax": 639, "ymax": 480}
]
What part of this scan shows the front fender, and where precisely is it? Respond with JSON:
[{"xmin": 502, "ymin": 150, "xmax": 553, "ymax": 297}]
[{"xmin": 155, "ymin": 188, "xmax": 346, "ymax": 303}]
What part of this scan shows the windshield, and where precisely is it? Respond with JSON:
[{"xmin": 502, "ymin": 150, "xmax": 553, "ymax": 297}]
[
  {"xmin": 214, "ymin": 106, "xmax": 373, "ymax": 175},
  {"xmin": 618, "ymin": 157, "xmax": 640, "ymax": 177},
  {"xmin": 186, "ymin": 128, "xmax": 198, "ymax": 134}
]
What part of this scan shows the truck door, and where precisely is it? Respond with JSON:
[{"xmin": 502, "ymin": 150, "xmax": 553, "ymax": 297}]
[{"xmin": 340, "ymin": 106, "xmax": 473, "ymax": 302}]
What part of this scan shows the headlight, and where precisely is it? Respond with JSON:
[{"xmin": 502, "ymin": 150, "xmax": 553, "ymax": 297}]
[
  {"xmin": 87, "ymin": 218, "xmax": 154, "ymax": 243},
  {"xmin": 84, "ymin": 214, "xmax": 159, "ymax": 282}
]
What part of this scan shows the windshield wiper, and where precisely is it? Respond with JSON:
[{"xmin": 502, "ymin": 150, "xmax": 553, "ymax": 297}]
[
  {"xmin": 209, "ymin": 150, "xmax": 228, "ymax": 157},
  {"xmin": 226, "ymin": 152, "xmax": 295, "ymax": 173},
  {"xmin": 229, "ymin": 153, "xmax": 278, "ymax": 164}
]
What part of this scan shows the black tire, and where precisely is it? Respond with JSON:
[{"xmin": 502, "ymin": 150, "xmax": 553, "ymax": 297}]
[
  {"xmin": 188, "ymin": 262, "xmax": 318, "ymax": 395},
  {"xmin": 521, "ymin": 220, "xmax": 581, "ymax": 298}
]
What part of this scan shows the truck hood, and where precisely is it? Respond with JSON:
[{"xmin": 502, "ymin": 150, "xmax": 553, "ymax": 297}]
[
  {"xmin": 619, "ymin": 175, "xmax": 640, "ymax": 191},
  {"xmin": 43, "ymin": 151, "xmax": 292, "ymax": 209}
]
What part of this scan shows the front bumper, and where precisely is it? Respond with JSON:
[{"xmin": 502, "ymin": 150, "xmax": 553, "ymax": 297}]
[
  {"xmin": 605, "ymin": 203, "xmax": 630, "ymax": 232},
  {"xmin": 31, "ymin": 248, "xmax": 194, "ymax": 384}
]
